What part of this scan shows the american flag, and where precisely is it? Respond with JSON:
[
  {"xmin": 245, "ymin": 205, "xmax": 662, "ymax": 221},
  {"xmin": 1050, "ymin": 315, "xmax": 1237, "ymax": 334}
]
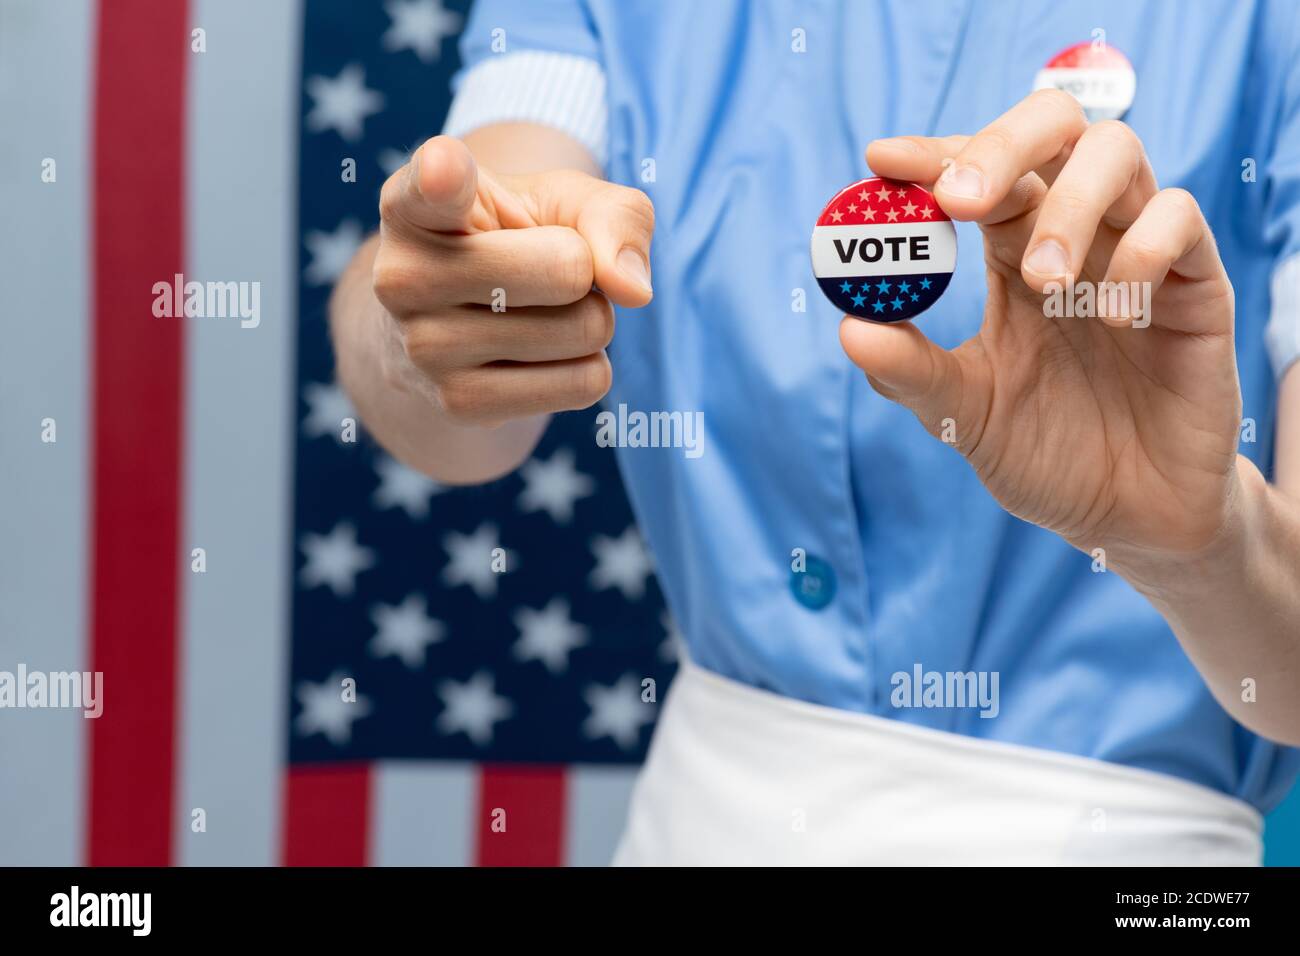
[{"xmin": 0, "ymin": 0, "xmax": 673, "ymax": 866}]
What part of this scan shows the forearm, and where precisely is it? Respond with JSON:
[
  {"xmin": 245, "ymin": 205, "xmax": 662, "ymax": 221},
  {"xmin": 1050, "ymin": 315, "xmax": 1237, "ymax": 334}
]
[{"xmin": 1116, "ymin": 457, "xmax": 1300, "ymax": 745}]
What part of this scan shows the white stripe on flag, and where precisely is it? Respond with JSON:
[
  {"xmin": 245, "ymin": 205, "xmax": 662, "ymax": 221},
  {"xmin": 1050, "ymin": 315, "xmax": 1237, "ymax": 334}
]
[
  {"xmin": 372, "ymin": 763, "xmax": 476, "ymax": 866},
  {"xmin": 0, "ymin": 0, "xmax": 96, "ymax": 866},
  {"xmin": 174, "ymin": 0, "xmax": 303, "ymax": 866},
  {"xmin": 810, "ymin": 222, "xmax": 958, "ymax": 279},
  {"xmin": 566, "ymin": 765, "xmax": 639, "ymax": 866}
]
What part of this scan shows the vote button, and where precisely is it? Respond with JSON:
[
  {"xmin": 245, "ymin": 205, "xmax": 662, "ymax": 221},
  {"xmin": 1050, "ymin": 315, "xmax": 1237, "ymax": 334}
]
[{"xmin": 810, "ymin": 177, "xmax": 957, "ymax": 323}]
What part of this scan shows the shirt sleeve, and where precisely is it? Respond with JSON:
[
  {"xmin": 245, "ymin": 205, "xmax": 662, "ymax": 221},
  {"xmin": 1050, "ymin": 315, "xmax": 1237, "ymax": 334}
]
[
  {"xmin": 442, "ymin": 0, "xmax": 608, "ymax": 167},
  {"xmin": 1263, "ymin": 10, "xmax": 1300, "ymax": 379}
]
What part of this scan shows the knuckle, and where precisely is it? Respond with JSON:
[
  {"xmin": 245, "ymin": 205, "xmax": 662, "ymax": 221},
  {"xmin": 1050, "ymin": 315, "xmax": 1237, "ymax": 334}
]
[
  {"xmin": 1087, "ymin": 119, "xmax": 1139, "ymax": 152},
  {"xmin": 377, "ymin": 171, "xmax": 407, "ymax": 223},
  {"xmin": 578, "ymin": 294, "xmax": 616, "ymax": 352},
  {"xmin": 571, "ymin": 353, "xmax": 612, "ymax": 407},
  {"xmin": 552, "ymin": 231, "xmax": 595, "ymax": 302},
  {"xmin": 371, "ymin": 249, "xmax": 419, "ymax": 313},
  {"xmin": 1160, "ymin": 187, "xmax": 1201, "ymax": 220},
  {"xmin": 1123, "ymin": 237, "xmax": 1171, "ymax": 271},
  {"xmin": 1084, "ymin": 120, "xmax": 1143, "ymax": 176},
  {"xmin": 1047, "ymin": 188, "xmax": 1093, "ymax": 218},
  {"xmin": 974, "ymin": 124, "xmax": 1016, "ymax": 157},
  {"xmin": 399, "ymin": 320, "xmax": 453, "ymax": 370},
  {"xmin": 616, "ymin": 185, "xmax": 656, "ymax": 231},
  {"xmin": 436, "ymin": 372, "xmax": 487, "ymax": 424},
  {"xmin": 1033, "ymin": 87, "xmax": 1087, "ymax": 126}
]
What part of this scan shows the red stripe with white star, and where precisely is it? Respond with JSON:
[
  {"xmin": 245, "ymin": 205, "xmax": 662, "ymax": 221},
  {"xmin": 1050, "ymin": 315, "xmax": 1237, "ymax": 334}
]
[{"xmin": 815, "ymin": 179, "xmax": 949, "ymax": 228}]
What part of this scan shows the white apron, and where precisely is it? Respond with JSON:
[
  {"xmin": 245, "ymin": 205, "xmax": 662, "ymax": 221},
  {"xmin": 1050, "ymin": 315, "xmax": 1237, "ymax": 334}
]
[{"xmin": 613, "ymin": 659, "xmax": 1262, "ymax": 866}]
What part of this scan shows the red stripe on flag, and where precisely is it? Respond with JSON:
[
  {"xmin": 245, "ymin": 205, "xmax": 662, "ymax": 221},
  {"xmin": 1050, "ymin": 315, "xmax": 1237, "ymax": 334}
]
[
  {"xmin": 282, "ymin": 764, "xmax": 372, "ymax": 866},
  {"xmin": 475, "ymin": 765, "xmax": 567, "ymax": 866},
  {"xmin": 86, "ymin": 0, "xmax": 190, "ymax": 866}
]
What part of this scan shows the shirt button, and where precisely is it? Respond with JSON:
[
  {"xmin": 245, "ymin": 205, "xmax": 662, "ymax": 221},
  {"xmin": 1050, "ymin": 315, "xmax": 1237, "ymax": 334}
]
[{"xmin": 790, "ymin": 554, "xmax": 836, "ymax": 611}]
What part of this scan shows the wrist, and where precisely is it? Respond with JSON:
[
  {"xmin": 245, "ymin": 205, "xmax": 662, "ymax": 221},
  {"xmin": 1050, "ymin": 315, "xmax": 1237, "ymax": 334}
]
[{"xmin": 1110, "ymin": 456, "xmax": 1269, "ymax": 604}]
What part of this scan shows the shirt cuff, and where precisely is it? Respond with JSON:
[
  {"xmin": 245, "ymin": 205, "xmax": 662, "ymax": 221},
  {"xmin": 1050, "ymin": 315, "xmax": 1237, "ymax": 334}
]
[
  {"xmin": 443, "ymin": 51, "xmax": 608, "ymax": 169},
  {"xmin": 1267, "ymin": 252, "xmax": 1300, "ymax": 379}
]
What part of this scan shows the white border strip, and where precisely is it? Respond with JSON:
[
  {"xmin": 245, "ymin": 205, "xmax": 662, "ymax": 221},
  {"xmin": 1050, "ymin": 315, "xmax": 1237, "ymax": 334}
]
[
  {"xmin": 174, "ymin": 0, "xmax": 302, "ymax": 865},
  {"xmin": 811, "ymin": 222, "xmax": 958, "ymax": 278},
  {"xmin": 566, "ymin": 765, "xmax": 638, "ymax": 866},
  {"xmin": 0, "ymin": 0, "xmax": 95, "ymax": 866},
  {"xmin": 372, "ymin": 763, "xmax": 476, "ymax": 866}
]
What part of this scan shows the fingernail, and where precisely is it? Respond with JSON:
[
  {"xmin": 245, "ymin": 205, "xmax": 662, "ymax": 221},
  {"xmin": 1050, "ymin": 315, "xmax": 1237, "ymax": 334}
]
[
  {"xmin": 938, "ymin": 164, "xmax": 985, "ymax": 199},
  {"xmin": 1024, "ymin": 240, "xmax": 1070, "ymax": 277},
  {"xmin": 617, "ymin": 247, "xmax": 652, "ymax": 293}
]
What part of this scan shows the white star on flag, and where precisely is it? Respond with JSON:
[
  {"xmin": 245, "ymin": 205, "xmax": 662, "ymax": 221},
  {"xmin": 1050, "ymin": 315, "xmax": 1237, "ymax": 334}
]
[
  {"xmin": 517, "ymin": 448, "xmax": 596, "ymax": 524},
  {"xmin": 372, "ymin": 454, "xmax": 445, "ymax": 519},
  {"xmin": 299, "ymin": 521, "xmax": 375, "ymax": 597},
  {"xmin": 442, "ymin": 523, "xmax": 514, "ymax": 599},
  {"xmin": 382, "ymin": 0, "xmax": 463, "ymax": 63},
  {"xmin": 305, "ymin": 63, "xmax": 385, "ymax": 141},
  {"xmin": 513, "ymin": 597, "xmax": 588, "ymax": 674},
  {"xmin": 377, "ymin": 147, "xmax": 412, "ymax": 177},
  {"xmin": 582, "ymin": 673, "xmax": 655, "ymax": 750},
  {"xmin": 436, "ymin": 671, "xmax": 514, "ymax": 746},
  {"xmin": 589, "ymin": 525, "xmax": 653, "ymax": 600},
  {"xmin": 295, "ymin": 671, "xmax": 372, "ymax": 746},
  {"xmin": 659, "ymin": 609, "xmax": 683, "ymax": 663},
  {"xmin": 369, "ymin": 594, "xmax": 444, "ymax": 668},
  {"xmin": 304, "ymin": 218, "xmax": 364, "ymax": 285},
  {"xmin": 301, "ymin": 381, "xmax": 356, "ymax": 442}
]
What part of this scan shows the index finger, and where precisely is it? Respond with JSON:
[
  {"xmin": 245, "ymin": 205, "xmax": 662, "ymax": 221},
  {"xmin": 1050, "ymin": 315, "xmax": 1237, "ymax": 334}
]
[
  {"xmin": 929, "ymin": 88, "xmax": 1088, "ymax": 221},
  {"xmin": 866, "ymin": 134, "xmax": 1046, "ymax": 228},
  {"xmin": 379, "ymin": 136, "xmax": 496, "ymax": 236}
]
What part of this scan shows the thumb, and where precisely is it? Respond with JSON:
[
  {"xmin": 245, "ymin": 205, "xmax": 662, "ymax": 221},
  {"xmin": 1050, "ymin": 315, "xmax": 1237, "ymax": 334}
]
[
  {"xmin": 529, "ymin": 172, "xmax": 655, "ymax": 308},
  {"xmin": 839, "ymin": 318, "xmax": 984, "ymax": 449},
  {"xmin": 382, "ymin": 135, "xmax": 490, "ymax": 235}
]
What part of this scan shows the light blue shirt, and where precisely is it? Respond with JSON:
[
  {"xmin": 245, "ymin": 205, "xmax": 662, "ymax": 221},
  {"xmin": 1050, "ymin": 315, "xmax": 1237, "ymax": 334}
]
[{"xmin": 449, "ymin": 0, "xmax": 1300, "ymax": 811}]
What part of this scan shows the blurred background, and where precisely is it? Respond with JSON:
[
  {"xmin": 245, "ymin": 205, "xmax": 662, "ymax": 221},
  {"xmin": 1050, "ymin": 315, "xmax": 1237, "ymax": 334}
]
[{"xmin": 0, "ymin": 0, "xmax": 1296, "ymax": 865}]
